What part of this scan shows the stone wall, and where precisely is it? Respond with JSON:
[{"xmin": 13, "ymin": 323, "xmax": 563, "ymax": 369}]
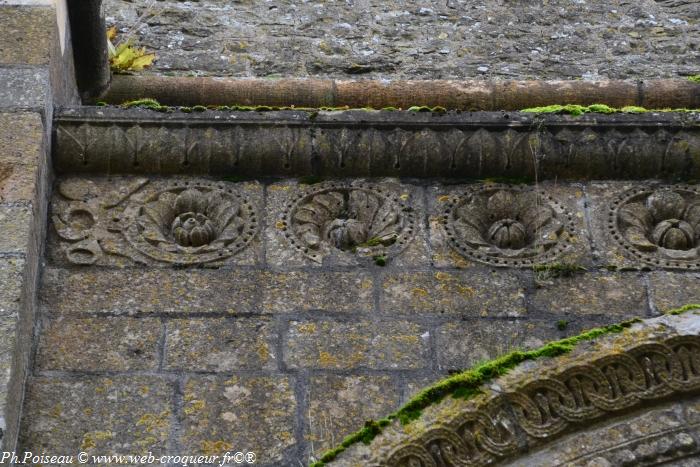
[
  {"xmin": 17, "ymin": 175, "xmax": 700, "ymax": 465},
  {"xmin": 102, "ymin": 0, "xmax": 699, "ymax": 80},
  {"xmin": 0, "ymin": 0, "xmax": 77, "ymax": 453}
]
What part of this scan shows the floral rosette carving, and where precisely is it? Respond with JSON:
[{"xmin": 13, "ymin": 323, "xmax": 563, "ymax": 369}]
[
  {"xmin": 281, "ymin": 182, "xmax": 415, "ymax": 263},
  {"xmin": 124, "ymin": 182, "xmax": 257, "ymax": 264},
  {"xmin": 610, "ymin": 185, "xmax": 700, "ymax": 268},
  {"xmin": 443, "ymin": 184, "xmax": 575, "ymax": 267},
  {"xmin": 52, "ymin": 178, "xmax": 258, "ymax": 266}
]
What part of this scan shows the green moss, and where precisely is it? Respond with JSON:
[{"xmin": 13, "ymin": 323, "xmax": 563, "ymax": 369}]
[
  {"xmin": 96, "ymin": 101, "xmax": 108, "ymax": 107},
  {"xmin": 556, "ymin": 319, "xmax": 569, "ymax": 331},
  {"xmin": 373, "ymin": 255, "xmax": 387, "ymax": 266},
  {"xmin": 407, "ymin": 105, "xmax": 447, "ymax": 113},
  {"xmin": 192, "ymin": 105, "xmax": 208, "ymax": 112},
  {"xmin": 688, "ymin": 75, "xmax": 700, "ymax": 83},
  {"xmin": 381, "ymin": 106, "xmax": 398, "ymax": 111},
  {"xmin": 310, "ymin": 315, "xmax": 657, "ymax": 465},
  {"xmin": 666, "ymin": 303, "xmax": 700, "ymax": 315},
  {"xmin": 357, "ymin": 237, "xmax": 384, "ymax": 248},
  {"xmin": 120, "ymin": 98, "xmax": 163, "ymax": 110},
  {"xmin": 620, "ymin": 105, "xmax": 647, "ymax": 114},
  {"xmin": 533, "ymin": 263, "xmax": 586, "ymax": 281},
  {"xmin": 521, "ymin": 103, "xmax": 699, "ymax": 115}
]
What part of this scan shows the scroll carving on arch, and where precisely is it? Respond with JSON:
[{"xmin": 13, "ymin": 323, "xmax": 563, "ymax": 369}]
[
  {"xmin": 442, "ymin": 184, "xmax": 576, "ymax": 267},
  {"xmin": 372, "ymin": 334, "xmax": 700, "ymax": 467},
  {"xmin": 51, "ymin": 177, "xmax": 259, "ymax": 266},
  {"xmin": 280, "ymin": 181, "xmax": 416, "ymax": 264},
  {"xmin": 610, "ymin": 185, "xmax": 700, "ymax": 269}
]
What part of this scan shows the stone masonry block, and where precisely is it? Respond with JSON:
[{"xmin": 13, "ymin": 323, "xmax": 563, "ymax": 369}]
[
  {"xmin": 0, "ymin": 256, "xmax": 24, "ymax": 314},
  {"xmin": 0, "ymin": 67, "xmax": 49, "ymax": 109},
  {"xmin": 19, "ymin": 376, "xmax": 173, "ymax": 456},
  {"xmin": 35, "ymin": 316, "xmax": 161, "ymax": 371},
  {"xmin": 0, "ymin": 203, "xmax": 32, "ymax": 253},
  {"xmin": 0, "ymin": 6, "xmax": 54, "ymax": 65},
  {"xmin": 0, "ymin": 112, "xmax": 43, "ymax": 164},
  {"xmin": 381, "ymin": 270, "xmax": 526, "ymax": 317},
  {"xmin": 40, "ymin": 268, "xmax": 258, "ymax": 315},
  {"xmin": 261, "ymin": 271, "xmax": 374, "ymax": 313},
  {"xmin": 181, "ymin": 375, "xmax": 297, "ymax": 464},
  {"xmin": 306, "ymin": 375, "xmax": 401, "ymax": 457},
  {"xmin": 532, "ymin": 272, "xmax": 647, "ymax": 318},
  {"xmin": 284, "ymin": 319, "xmax": 430, "ymax": 370},
  {"xmin": 649, "ymin": 272, "xmax": 700, "ymax": 313},
  {"xmin": 437, "ymin": 320, "xmax": 566, "ymax": 370},
  {"xmin": 165, "ymin": 317, "xmax": 277, "ymax": 371}
]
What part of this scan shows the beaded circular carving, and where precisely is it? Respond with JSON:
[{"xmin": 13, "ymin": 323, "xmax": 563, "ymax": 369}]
[
  {"xmin": 442, "ymin": 184, "xmax": 576, "ymax": 267},
  {"xmin": 123, "ymin": 180, "xmax": 258, "ymax": 264},
  {"xmin": 281, "ymin": 182, "xmax": 416, "ymax": 263},
  {"xmin": 609, "ymin": 185, "xmax": 700, "ymax": 269}
]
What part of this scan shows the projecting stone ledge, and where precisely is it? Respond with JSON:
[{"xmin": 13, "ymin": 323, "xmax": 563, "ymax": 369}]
[
  {"xmin": 325, "ymin": 311, "xmax": 700, "ymax": 466},
  {"xmin": 54, "ymin": 107, "xmax": 700, "ymax": 179}
]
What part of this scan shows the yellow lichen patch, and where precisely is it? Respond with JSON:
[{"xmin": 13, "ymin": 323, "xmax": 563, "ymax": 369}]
[
  {"xmin": 437, "ymin": 195, "xmax": 451, "ymax": 202},
  {"xmin": 268, "ymin": 185, "xmax": 291, "ymax": 191},
  {"xmin": 184, "ymin": 399, "xmax": 206, "ymax": 416},
  {"xmin": 201, "ymin": 440, "xmax": 233, "ymax": 456},
  {"xmin": 400, "ymin": 193, "xmax": 410, "ymax": 200},
  {"xmin": 136, "ymin": 411, "xmax": 170, "ymax": 435},
  {"xmin": 434, "ymin": 271, "xmax": 452, "ymax": 281},
  {"xmin": 275, "ymin": 220, "xmax": 286, "ymax": 229},
  {"xmin": 298, "ymin": 323, "xmax": 318, "ymax": 334},
  {"xmin": 81, "ymin": 431, "xmax": 113, "ymax": 451},
  {"xmin": 391, "ymin": 335, "xmax": 420, "ymax": 345},
  {"xmin": 361, "ymin": 279, "xmax": 373, "ymax": 289},
  {"xmin": 411, "ymin": 287, "xmax": 429, "ymax": 297},
  {"xmin": 256, "ymin": 340, "xmax": 271, "ymax": 361},
  {"xmin": 456, "ymin": 285, "xmax": 476, "ymax": 297},
  {"xmin": 319, "ymin": 351, "xmax": 340, "ymax": 367},
  {"xmin": 49, "ymin": 403, "xmax": 63, "ymax": 418},
  {"xmin": 139, "ymin": 386, "xmax": 150, "ymax": 396},
  {"xmin": 224, "ymin": 376, "xmax": 240, "ymax": 386}
]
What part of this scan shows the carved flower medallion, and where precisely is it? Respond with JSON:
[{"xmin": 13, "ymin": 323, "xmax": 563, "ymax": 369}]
[
  {"xmin": 610, "ymin": 185, "xmax": 700, "ymax": 268},
  {"xmin": 281, "ymin": 182, "xmax": 415, "ymax": 263},
  {"xmin": 52, "ymin": 178, "xmax": 258, "ymax": 266},
  {"xmin": 443, "ymin": 184, "xmax": 575, "ymax": 267},
  {"xmin": 124, "ymin": 182, "xmax": 257, "ymax": 264}
]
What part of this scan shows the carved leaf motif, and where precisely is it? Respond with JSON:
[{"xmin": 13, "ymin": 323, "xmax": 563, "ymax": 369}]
[
  {"xmin": 487, "ymin": 190, "xmax": 516, "ymax": 221},
  {"xmin": 368, "ymin": 199, "xmax": 401, "ymax": 241},
  {"xmin": 685, "ymin": 202, "xmax": 700, "ymax": 233},
  {"xmin": 454, "ymin": 219, "xmax": 490, "ymax": 247},
  {"xmin": 618, "ymin": 202, "xmax": 653, "ymax": 231},
  {"xmin": 647, "ymin": 190, "xmax": 686, "ymax": 223},
  {"xmin": 455, "ymin": 197, "xmax": 487, "ymax": 232},
  {"xmin": 143, "ymin": 191, "xmax": 178, "ymax": 228}
]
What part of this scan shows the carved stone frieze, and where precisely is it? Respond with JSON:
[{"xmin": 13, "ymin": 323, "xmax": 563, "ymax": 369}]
[
  {"xmin": 610, "ymin": 185, "xmax": 700, "ymax": 269},
  {"xmin": 442, "ymin": 184, "xmax": 576, "ymax": 267},
  {"xmin": 52, "ymin": 178, "xmax": 258, "ymax": 266},
  {"xmin": 374, "ymin": 334, "xmax": 700, "ymax": 467},
  {"xmin": 280, "ymin": 182, "xmax": 415, "ymax": 263}
]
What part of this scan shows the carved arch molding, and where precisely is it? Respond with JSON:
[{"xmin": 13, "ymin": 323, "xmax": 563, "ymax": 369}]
[
  {"xmin": 368, "ymin": 335, "xmax": 700, "ymax": 467},
  {"xmin": 52, "ymin": 179, "xmax": 700, "ymax": 268}
]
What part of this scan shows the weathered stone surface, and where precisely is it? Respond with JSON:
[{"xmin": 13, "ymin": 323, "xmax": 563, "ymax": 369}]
[
  {"xmin": 35, "ymin": 316, "xmax": 161, "ymax": 371},
  {"xmin": 103, "ymin": 0, "xmax": 699, "ymax": 80},
  {"xmin": 437, "ymin": 320, "xmax": 565, "ymax": 370},
  {"xmin": 285, "ymin": 319, "xmax": 430, "ymax": 369},
  {"xmin": 381, "ymin": 271, "xmax": 526, "ymax": 317},
  {"xmin": 0, "ymin": 308, "xmax": 17, "ymax": 434},
  {"xmin": 650, "ymin": 272, "xmax": 700, "ymax": 313},
  {"xmin": 48, "ymin": 177, "xmax": 262, "ymax": 267},
  {"xmin": 261, "ymin": 271, "xmax": 374, "ymax": 313},
  {"xmin": 0, "ymin": 203, "xmax": 31, "ymax": 253},
  {"xmin": 164, "ymin": 317, "xmax": 276, "ymax": 371},
  {"xmin": 0, "ymin": 257, "xmax": 24, "ymax": 314},
  {"xmin": 532, "ymin": 273, "xmax": 647, "ymax": 317},
  {"xmin": 0, "ymin": 67, "xmax": 48, "ymax": 109},
  {"xmin": 0, "ymin": 163, "xmax": 37, "ymax": 203},
  {"xmin": 40, "ymin": 268, "xmax": 258, "ymax": 315},
  {"xmin": 0, "ymin": 112, "xmax": 42, "ymax": 164},
  {"xmin": 306, "ymin": 375, "xmax": 401, "ymax": 458},
  {"xmin": 181, "ymin": 375, "xmax": 297, "ymax": 463},
  {"xmin": 429, "ymin": 181, "xmax": 591, "ymax": 269},
  {"xmin": 19, "ymin": 376, "xmax": 173, "ymax": 457},
  {"xmin": 0, "ymin": 6, "xmax": 53, "ymax": 65}
]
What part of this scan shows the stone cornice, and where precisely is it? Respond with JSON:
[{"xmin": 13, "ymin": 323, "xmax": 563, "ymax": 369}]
[{"xmin": 54, "ymin": 107, "xmax": 700, "ymax": 179}]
